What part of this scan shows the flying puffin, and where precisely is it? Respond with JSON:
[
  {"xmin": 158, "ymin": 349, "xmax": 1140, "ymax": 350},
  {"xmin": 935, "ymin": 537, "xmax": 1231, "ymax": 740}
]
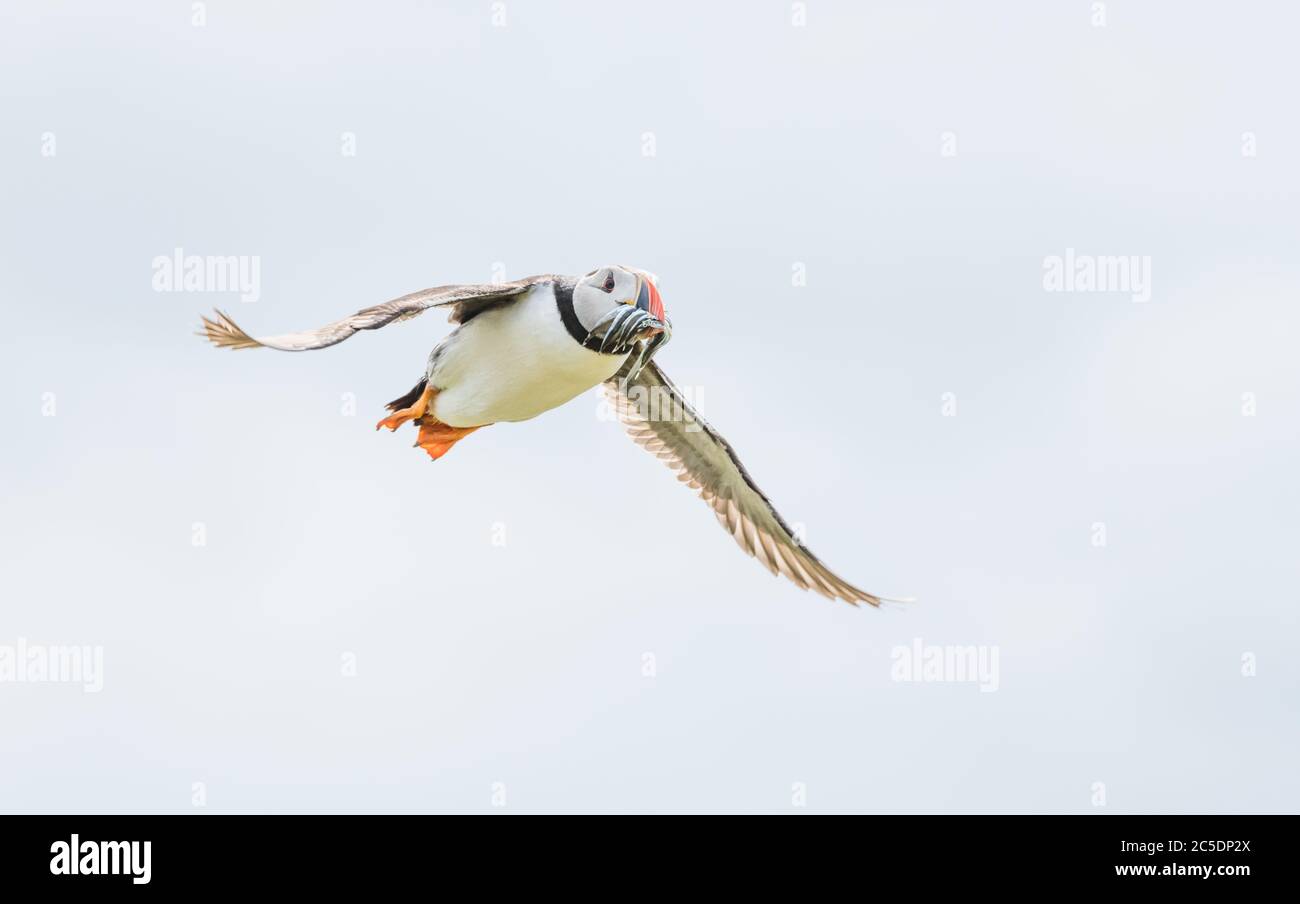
[{"xmin": 199, "ymin": 266, "xmax": 884, "ymax": 606}]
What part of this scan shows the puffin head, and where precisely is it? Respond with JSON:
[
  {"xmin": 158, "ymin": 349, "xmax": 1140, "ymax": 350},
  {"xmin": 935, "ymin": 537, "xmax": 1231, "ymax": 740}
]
[{"xmin": 571, "ymin": 265, "xmax": 669, "ymax": 357}]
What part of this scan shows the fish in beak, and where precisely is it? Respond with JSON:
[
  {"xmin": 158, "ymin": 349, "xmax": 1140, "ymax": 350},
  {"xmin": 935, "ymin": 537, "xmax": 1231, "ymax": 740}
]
[
  {"xmin": 620, "ymin": 275, "xmax": 670, "ymax": 382},
  {"xmin": 586, "ymin": 275, "xmax": 672, "ymax": 382}
]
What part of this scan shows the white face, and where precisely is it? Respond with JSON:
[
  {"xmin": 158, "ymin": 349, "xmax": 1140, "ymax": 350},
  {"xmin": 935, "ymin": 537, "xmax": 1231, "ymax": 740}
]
[
  {"xmin": 568, "ymin": 265, "xmax": 670, "ymax": 369},
  {"xmin": 571, "ymin": 265, "xmax": 643, "ymax": 333}
]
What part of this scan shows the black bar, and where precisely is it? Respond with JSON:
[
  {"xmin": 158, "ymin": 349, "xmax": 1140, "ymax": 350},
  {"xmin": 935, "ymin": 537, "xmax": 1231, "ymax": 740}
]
[{"xmin": 0, "ymin": 815, "xmax": 1287, "ymax": 891}]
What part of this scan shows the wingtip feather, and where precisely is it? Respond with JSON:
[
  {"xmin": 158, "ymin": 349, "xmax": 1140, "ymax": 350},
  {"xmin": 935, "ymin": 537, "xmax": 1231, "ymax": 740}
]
[{"xmin": 198, "ymin": 308, "xmax": 262, "ymax": 350}]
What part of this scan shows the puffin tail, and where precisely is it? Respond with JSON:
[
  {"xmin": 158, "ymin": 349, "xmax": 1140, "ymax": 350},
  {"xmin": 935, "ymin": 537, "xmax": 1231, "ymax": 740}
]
[{"xmin": 386, "ymin": 378, "xmax": 428, "ymax": 412}]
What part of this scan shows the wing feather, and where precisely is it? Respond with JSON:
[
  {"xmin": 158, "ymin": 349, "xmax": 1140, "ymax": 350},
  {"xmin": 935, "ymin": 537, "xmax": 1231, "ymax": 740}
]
[
  {"xmin": 198, "ymin": 276, "xmax": 555, "ymax": 352},
  {"xmin": 603, "ymin": 361, "xmax": 884, "ymax": 607}
]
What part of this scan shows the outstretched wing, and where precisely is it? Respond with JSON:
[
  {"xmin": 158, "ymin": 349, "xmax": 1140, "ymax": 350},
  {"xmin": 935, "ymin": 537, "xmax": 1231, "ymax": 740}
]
[
  {"xmin": 198, "ymin": 275, "xmax": 556, "ymax": 351},
  {"xmin": 603, "ymin": 360, "xmax": 883, "ymax": 606}
]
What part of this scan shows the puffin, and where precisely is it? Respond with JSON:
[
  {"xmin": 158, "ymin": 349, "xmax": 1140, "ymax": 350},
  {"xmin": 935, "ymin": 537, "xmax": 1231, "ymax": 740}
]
[{"xmin": 200, "ymin": 266, "xmax": 884, "ymax": 606}]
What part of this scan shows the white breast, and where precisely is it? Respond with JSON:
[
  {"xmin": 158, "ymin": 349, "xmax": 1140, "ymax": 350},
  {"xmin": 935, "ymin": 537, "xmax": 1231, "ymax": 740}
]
[{"xmin": 429, "ymin": 283, "xmax": 628, "ymax": 427}]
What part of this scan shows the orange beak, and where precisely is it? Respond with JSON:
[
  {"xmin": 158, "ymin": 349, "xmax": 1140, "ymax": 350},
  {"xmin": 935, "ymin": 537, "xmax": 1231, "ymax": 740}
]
[{"xmin": 635, "ymin": 276, "xmax": 666, "ymax": 324}]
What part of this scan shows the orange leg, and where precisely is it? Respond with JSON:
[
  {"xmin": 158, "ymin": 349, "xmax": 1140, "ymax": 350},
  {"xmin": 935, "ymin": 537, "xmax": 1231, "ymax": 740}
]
[
  {"xmin": 376, "ymin": 383, "xmax": 436, "ymax": 432},
  {"xmin": 414, "ymin": 421, "xmax": 483, "ymax": 461}
]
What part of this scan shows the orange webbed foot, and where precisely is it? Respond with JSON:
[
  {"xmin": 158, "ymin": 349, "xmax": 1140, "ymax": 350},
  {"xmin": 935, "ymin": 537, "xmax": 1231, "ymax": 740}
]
[
  {"xmin": 375, "ymin": 383, "xmax": 437, "ymax": 432},
  {"xmin": 375, "ymin": 411, "xmax": 416, "ymax": 432},
  {"xmin": 414, "ymin": 422, "xmax": 484, "ymax": 461}
]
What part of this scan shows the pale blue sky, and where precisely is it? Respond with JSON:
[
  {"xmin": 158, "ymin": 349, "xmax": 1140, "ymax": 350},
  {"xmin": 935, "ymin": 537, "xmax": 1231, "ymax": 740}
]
[{"xmin": 1, "ymin": 1, "xmax": 1296, "ymax": 813}]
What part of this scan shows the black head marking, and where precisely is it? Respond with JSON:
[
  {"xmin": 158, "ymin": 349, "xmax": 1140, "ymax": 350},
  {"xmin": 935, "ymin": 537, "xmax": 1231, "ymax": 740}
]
[{"xmin": 555, "ymin": 276, "xmax": 603, "ymax": 351}]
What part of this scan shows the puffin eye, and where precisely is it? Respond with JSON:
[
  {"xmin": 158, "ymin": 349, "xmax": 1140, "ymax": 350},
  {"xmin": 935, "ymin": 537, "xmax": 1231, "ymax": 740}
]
[{"xmin": 602, "ymin": 273, "xmax": 616, "ymax": 293}]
